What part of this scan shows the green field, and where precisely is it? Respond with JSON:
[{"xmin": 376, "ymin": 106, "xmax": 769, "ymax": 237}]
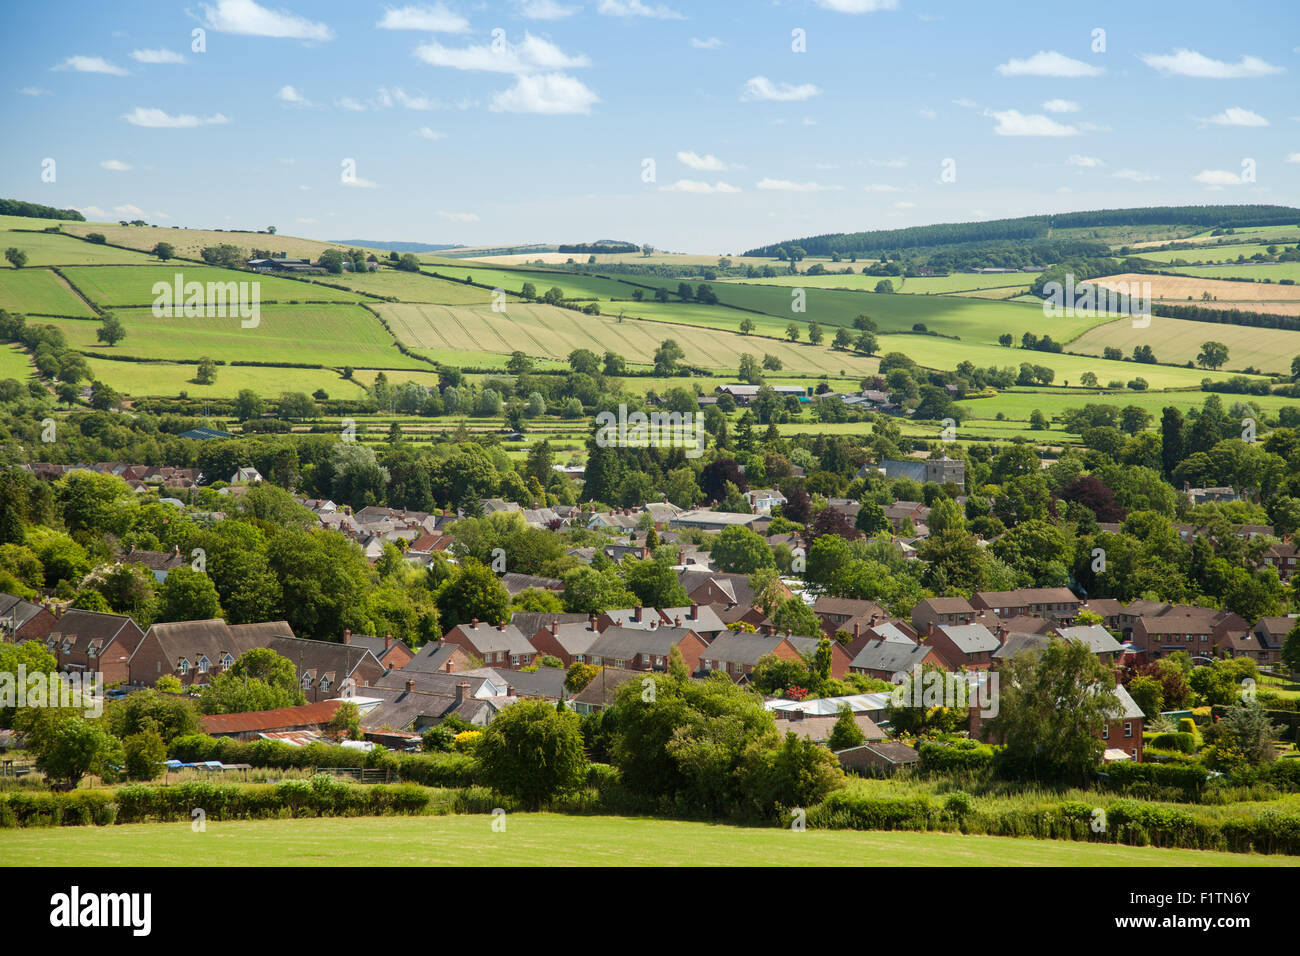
[
  {"xmin": 0, "ymin": 268, "xmax": 96, "ymax": 316},
  {"xmin": 82, "ymin": 357, "xmax": 370, "ymax": 399},
  {"xmin": 1138, "ymin": 242, "xmax": 1291, "ymax": 265},
  {"xmin": 1070, "ymin": 315, "xmax": 1300, "ymax": 376},
  {"xmin": 312, "ymin": 267, "xmax": 511, "ymax": 304},
  {"xmin": 426, "ymin": 265, "xmax": 640, "ymax": 301},
  {"xmin": 0, "ymin": 343, "xmax": 35, "ymax": 381},
  {"xmin": 0, "ymin": 812, "xmax": 1285, "ymax": 867},
  {"xmin": 59, "ymin": 265, "xmax": 364, "ymax": 307},
  {"xmin": 730, "ymin": 271, "xmax": 1033, "ymax": 296},
  {"xmin": 958, "ymin": 386, "xmax": 1300, "ymax": 428},
  {"xmin": 0, "ymin": 230, "xmax": 157, "ymax": 267},
  {"xmin": 378, "ymin": 301, "xmax": 882, "ymax": 376},
  {"xmin": 1165, "ymin": 263, "xmax": 1300, "ymax": 284},
  {"xmin": 43, "ymin": 304, "xmax": 428, "ymax": 370}
]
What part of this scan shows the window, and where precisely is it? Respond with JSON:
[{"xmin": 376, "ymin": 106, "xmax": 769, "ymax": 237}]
[
  {"xmin": 592, "ymin": 656, "xmax": 602, "ymax": 666},
  {"xmin": 300, "ymin": 673, "xmax": 311, "ymax": 688},
  {"xmin": 179, "ymin": 659, "xmax": 190, "ymax": 675},
  {"xmin": 222, "ymin": 654, "xmax": 234, "ymax": 668},
  {"xmin": 733, "ymin": 662, "xmax": 743, "ymax": 674},
  {"xmin": 1200, "ymin": 635, "xmax": 1208, "ymax": 642},
  {"xmin": 197, "ymin": 656, "xmax": 210, "ymax": 674},
  {"xmin": 1124, "ymin": 722, "xmax": 1132, "ymax": 738},
  {"xmin": 319, "ymin": 677, "xmax": 331, "ymax": 692}
]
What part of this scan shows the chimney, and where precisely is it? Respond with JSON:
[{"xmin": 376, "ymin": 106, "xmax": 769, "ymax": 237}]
[
  {"xmin": 870, "ymin": 614, "xmax": 878, "ymax": 626},
  {"xmin": 550, "ymin": 619, "xmax": 559, "ymax": 635},
  {"xmin": 634, "ymin": 605, "xmax": 642, "ymax": 623},
  {"xmin": 471, "ymin": 618, "xmax": 479, "ymax": 628},
  {"xmin": 343, "ymin": 628, "xmax": 351, "ymax": 644},
  {"xmin": 444, "ymin": 660, "xmax": 454, "ymax": 673},
  {"xmin": 456, "ymin": 681, "xmax": 469, "ymax": 704},
  {"xmin": 789, "ymin": 708, "xmax": 804, "ymax": 722},
  {"xmin": 385, "ymin": 632, "xmax": 393, "ymax": 650},
  {"xmin": 927, "ymin": 620, "xmax": 935, "ymax": 639},
  {"xmin": 497, "ymin": 621, "xmax": 505, "ymax": 631},
  {"xmin": 853, "ymin": 622, "xmax": 861, "ymax": 639},
  {"xmin": 507, "ymin": 684, "xmax": 516, "ymax": 697},
  {"xmin": 675, "ymin": 616, "xmax": 682, "ymax": 628},
  {"xmin": 405, "ymin": 679, "xmax": 415, "ymax": 693},
  {"xmin": 690, "ymin": 602, "xmax": 698, "ymax": 618}
]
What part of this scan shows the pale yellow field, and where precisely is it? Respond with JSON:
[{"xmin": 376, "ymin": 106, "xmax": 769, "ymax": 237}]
[
  {"xmin": 60, "ymin": 222, "xmax": 379, "ymax": 262},
  {"xmin": 1069, "ymin": 314, "xmax": 1300, "ymax": 375},
  {"xmin": 1086, "ymin": 273, "xmax": 1300, "ymax": 316}
]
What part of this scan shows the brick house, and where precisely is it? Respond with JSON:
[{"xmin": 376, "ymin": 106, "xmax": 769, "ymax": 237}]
[
  {"xmin": 1260, "ymin": 540, "xmax": 1298, "ymax": 582},
  {"xmin": 399, "ymin": 640, "xmax": 475, "ymax": 675},
  {"xmin": 441, "ymin": 620, "xmax": 538, "ymax": 670},
  {"xmin": 529, "ymin": 617, "xmax": 602, "ymax": 667},
  {"xmin": 43, "ymin": 609, "xmax": 145, "ymax": 685},
  {"xmin": 970, "ymin": 588, "xmax": 1081, "ymax": 620},
  {"xmin": 697, "ymin": 632, "xmax": 807, "ymax": 682},
  {"xmin": 585, "ymin": 625, "xmax": 707, "ymax": 673},
  {"xmin": 340, "ymin": 629, "xmax": 414, "ymax": 670},
  {"xmin": 848, "ymin": 639, "xmax": 944, "ymax": 681},
  {"xmin": 910, "ymin": 597, "xmax": 975, "ymax": 635},
  {"xmin": 127, "ymin": 618, "xmax": 295, "ymax": 686},
  {"xmin": 1100, "ymin": 683, "xmax": 1146, "ymax": 762},
  {"xmin": 1253, "ymin": 616, "xmax": 1297, "ymax": 665},
  {"xmin": 0, "ymin": 593, "xmax": 57, "ymax": 643},
  {"xmin": 924, "ymin": 621, "xmax": 1001, "ymax": 670},
  {"xmin": 267, "ymin": 636, "xmax": 387, "ymax": 702}
]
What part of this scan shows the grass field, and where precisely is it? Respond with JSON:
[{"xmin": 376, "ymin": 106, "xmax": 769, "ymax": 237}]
[
  {"xmin": 730, "ymin": 272, "xmax": 1033, "ymax": 296},
  {"xmin": 59, "ymin": 265, "xmax": 363, "ymax": 307},
  {"xmin": 425, "ymin": 265, "xmax": 639, "ymax": 301},
  {"xmin": 43, "ymin": 304, "xmax": 429, "ymax": 370},
  {"xmin": 957, "ymin": 386, "xmax": 1300, "ymax": 428},
  {"xmin": 60, "ymin": 222, "xmax": 379, "ymax": 262},
  {"xmin": 1165, "ymin": 263, "xmax": 1300, "ymax": 284},
  {"xmin": 307, "ymin": 267, "xmax": 510, "ymax": 304},
  {"xmin": 0, "ymin": 812, "xmax": 1286, "ymax": 867},
  {"xmin": 1070, "ymin": 315, "xmax": 1300, "ymax": 375},
  {"xmin": 0, "ymin": 268, "xmax": 96, "ymax": 316},
  {"xmin": 378, "ymin": 301, "xmax": 883, "ymax": 376},
  {"xmin": 1087, "ymin": 273, "xmax": 1300, "ymax": 317},
  {"xmin": 83, "ymin": 358, "xmax": 370, "ymax": 399},
  {"xmin": 0, "ymin": 230, "xmax": 157, "ymax": 267},
  {"xmin": 0, "ymin": 343, "xmax": 35, "ymax": 381}
]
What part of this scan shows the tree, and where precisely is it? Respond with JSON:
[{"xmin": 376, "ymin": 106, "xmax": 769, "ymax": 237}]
[
  {"xmin": 1196, "ymin": 341, "xmax": 1229, "ymax": 371},
  {"xmin": 828, "ymin": 705, "xmax": 866, "ymax": 751},
  {"xmin": 854, "ymin": 499, "xmax": 890, "ymax": 536},
  {"xmin": 807, "ymin": 322, "xmax": 823, "ymax": 345},
  {"xmin": 623, "ymin": 558, "xmax": 690, "ymax": 608},
  {"xmin": 653, "ymin": 339, "xmax": 685, "ymax": 375},
  {"xmin": 785, "ymin": 323, "xmax": 800, "ymax": 342},
  {"xmin": 565, "ymin": 661, "xmax": 600, "ymax": 694},
  {"xmin": 985, "ymin": 638, "xmax": 1119, "ymax": 785},
  {"xmin": 195, "ymin": 356, "xmax": 217, "ymax": 385},
  {"xmin": 477, "ymin": 699, "xmax": 588, "ymax": 808},
  {"xmin": 739, "ymin": 318, "xmax": 755, "ymax": 335},
  {"xmin": 771, "ymin": 597, "xmax": 821, "ymax": 638},
  {"xmin": 96, "ymin": 313, "xmax": 126, "ymax": 347},
  {"xmin": 833, "ymin": 328, "xmax": 853, "ymax": 350},
  {"xmin": 1220, "ymin": 701, "xmax": 1283, "ymax": 765},
  {"xmin": 875, "ymin": 279, "xmax": 894, "ymax": 293},
  {"xmin": 1125, "ymin": 675, "xmax": 1164, "ymax": 720},
  {"xmin": 4, "ymin": 247, "xmax": 28, "ymax": 268},
  {"xmin": 234, "ymin": 389, "xmax": 264, "ymax": 421},
  {"xmin": 710, "ymin": 525, "xmax": 775, "ymax": 574},
  {"xmin": 437, "ymin": 559, "xmax": 510, "ymax": 629},
  {"xmin": 123, "ymin": 729, "xmax": 167, "ymax": 780},
  {"xmin": 150, "ymin": 241, "xmax": 175, "ymax": 261},
  {"xmin": 738, "ymin": 352, "xmax": 763, "ymax": 385},
  {"xmin": 1280, "ymin": 622, "xmax": 1300, "ymax": 674},
  {"xmin": 24, "ymin": 714, "xmax": 120, "ymax": 788},
  {"xmin": 155, "ymin": 566, "xmax": 223, "ymax": 622}
]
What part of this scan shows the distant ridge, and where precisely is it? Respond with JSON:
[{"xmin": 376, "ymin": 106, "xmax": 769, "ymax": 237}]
[{"xmin": 334, "ymin": 239, "xmax": 465, "ymax": 253}]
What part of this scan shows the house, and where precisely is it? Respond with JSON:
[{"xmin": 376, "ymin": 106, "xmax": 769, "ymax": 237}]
[
  {"xmin": 0, "ymin": 593, "xmax": 57, "ymax": 642},
  {"xmin": 400, "ymin": 640, "xmax": 474, "ymax": 676},
  {"xmin": 772, "ymin": 709, "xmax": 886, "ymax": 746},
  {"xmin": 1253, "ymin": 616, "xmax": 1297, "ymax": 664},
  {"xmin": 836, "ymin": 741, "xmax": 921, "ymax": 775},
  {"xmin": 670, "ymin": 510, "xmax": 765, "ymax": 533},
  {"xmin": 814, "ymin": 597, "xmax": 889, "ymax": 631},
  {"xmin": 122, "ymin": 548, "xmax": 185, "ymax": 583},
  {"xmin": 697, "ymin": 632, "xmax": 807, "ymax": 682},
  {"xmin": 925, "ymin": 622, "xmax": 1001, "ymax": 670},
  {"xmin": 1053, "ymin": 625, "xmax": 1125, "ymax": 663},
  {"xmin": 441, "ymin": 620, "xmax": 538, "ymax": 669},
  {"xmin": 743, "ymin": 488, "xmax": 787, "ymax": 514},
  {"xmin": 127, "ymin": 619, "xmax": 296, "ymax": 686},
  {"xmin": 884, "ymin": 500, "xmax": 929, "ymax": 531},
  {"xmin": 678, "ymin": 569, "xmax": 790, "ymax": 613},
  {"xmin": 266, "ymin": 636, "xmax": 386, "ymax": 702},
  {"xmin": 500, "ymin": 573, "xmax": 564, "ymax": 597},
  {"xmin": 570, "ymin": 666, "xmax": 643, "ymax": 714},
  {"xmin": 657, "ymin": 604, "xmax": 728, "ymax": 642},
  {"xmin": 1100, "ymin": 683, "xmax": 1146, "ymax": 762},
  {"xmin": 201, "ymin": 700, "xmax": 346, "ymax": 741},
  {"xmin": 1260, "ymin": 540, "xmax": 1298, "ymax": 582},
  {"xmin": 848, "ymin": 639, "xmax": 943, "ymax": 681},
  {"xmin": 364, "ymin": 671, "xmax": 511, "ymax": 730},
  {"xmin": 910, "ymin": 596, "xmax": 975, "ymax": 635},
  {"xmin": 971, "ymin": 588, "xmax": 1081, "ymax": 620},
  {"xmin": 529, "ymin": 617, "xmax": 602, "ymax": 667},
  {"xmin": 341, "ymin": 629, "xmax": 414, "ymax": 670},
  {"xmin": 43, "ymin": 610, "xmax": 145, "ymax": 685},
  {"xmin": 881, "ymin": 457, "xmax": 965, "ymax": 486},
  {"xmin": 230, "ymin": 467, "xmax": 263, "ymax": 484},
  {"xmin": 1129, "ymin": 605, "xmax": 1244, "ymax": 661},
  {"xmin": 585, "ymin": 625, "xmax": 707, "ymax": 673}
]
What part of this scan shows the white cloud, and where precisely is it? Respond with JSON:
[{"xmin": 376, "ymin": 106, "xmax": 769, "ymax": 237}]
[
  {"xmin": 995, "ymin": 51, "xmax": 1103, "ymax": 78},
  {"xmin": 200, "ymin": 0, "xmax": 334, "ymax": 40},
  {"xmin": 19, "ymin": 87, "xmax": 51, "ymax": 96},
  {"xmin": 376, "ymin": 4, "xmax": 469, "ymax": 32},
  {"xmin": 77, "ymin": 205, "xmax": 106, "ymax": 218},
  {"xmin": 677, "ymin": 150, "xmax": 728, "ymax": 171},
  {"xmin": 1285, "ymin": 152, "xmax": 1300, "ymax": 164},
  {"xmin": 342, "ymin": 175, "xmax": 379, "ymax": 188},
  {"xmin": 1042, "ymin": 98, "xmax": 1079, "ymax": 113},
  {"xmin": 386, "ymin": 87, "xmax": 441, "ymax": 109},
  {"xmin": 1111, "ymin": 168, "xmax": 1158, "ymax": 182},
  {"xmin": 122, "ymin": 107, "xmax": 231, "ymax": 127},
  {"xmin": 99, "ymin": 159, "xmax": 132, "ymax": 171},
  {"xmin": 756, "ymin": 178, "xmax": 841, "ymax": 192},
  {"xmin": 869, "ymin": 158, "xmax": 906, "ymax": 168},
  {"xmin": 1066, "ymin": 154, "xmax": 1104, "ymax": 167},
  {"xmin": 130, "ymin": 48, "xmax": 186, "ymax": 64},
  {"xmin": 415, "ymin": 126, "xmax": 446, "ymax": 139},
  {"xmin": 691, "ymin": 37, "xmax": 722, "ymax": 49},
  {"xmin": 113, "ymin": 204, "xmax": 144, "ymax": 216},
  {"xmin": 661, "ymin": 180, "xmax": 740, "ymax": 194},
  {"xmin": 336, "ymin": 96, "xmax": 367, "ymax": 111},
  {"xmin": 438, "ymin": 210, "xmax": 479, "ymax": 222},
  {"xmin": 154, "ymin": 211, "xmax": 171, "ymax": 219},
  {"xmin": 917, "ymin": 108, "xmax": 937, "ymax": 119},
  {"xmin": 987, "ymin": 109, "xmax": 1077, "ymax": 136},
  {"xmin": 489, "ymin": 73, "xmax": 599, "ymax": 114},
  {"xmin": 597, "ymin": 0, "xmax": 684, "ymax": 19},
  {"xmin": 894, "ymin": 200, "xmax": 916, "ymax": 208},
  {"xmin": 513, "ymin": 0, "xmax": 579, "ymax": 18},
  {"xmin": 863, "ymin": 183, "xmax": 901, "ymax": 192},
  {"xmin": 1194, "ymin": 169, "xmax": 1245, "ymax": 186},
  {"xmin": 53, "ymin": 55, "xmax": 128, "ymax": 75},
  {"xmin": 741, "ymin": 76, "xmax": 821, "ymax": 102},
  {"xmin": 276, "ymin": 84, "xmax": 312, "ymax": 105},
  {"xmin": 416, "ymin": 34, "xmax": 589, "ymax": 73},
  {"xmin": 814, "ymin": 0, "xmax": 899, "ymax": 11},
  {"xmin": 1140, "ymin": 49, "xmax": 1283, "ymax": 78},
  {"xmin": 1198, "ymin": 106, "xmax": 1269, "ymax": 127}
]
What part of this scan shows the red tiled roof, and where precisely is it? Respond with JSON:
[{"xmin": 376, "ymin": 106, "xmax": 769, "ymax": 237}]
[{"xmin": 201, "ymin": 699, "xmax": 344, "ymax": 735}]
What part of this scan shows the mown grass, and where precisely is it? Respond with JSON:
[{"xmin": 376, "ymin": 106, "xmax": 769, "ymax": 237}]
[
  {"xmin": 59, "ymin": 265, "xmax": 363, "ymax": 307},
  {"xmin": 0, "ymin": 268, "xmax": 97, "ymax": 316}
]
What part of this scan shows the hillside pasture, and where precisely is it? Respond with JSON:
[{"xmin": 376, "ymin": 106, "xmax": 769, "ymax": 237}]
[
  {"xmin": 59, "ymin": 265, "xmax": 364, "ymax": 308},
  {"xmin": 0, "ymin": 230, "xmax": 157, "ymax": 267},
  {"xmin": 1068, "ymin": 314, "xmax": 1300, "ymax": 375},
  {"xmin": 84, "ymin": 358, "xmax": 370, "ymax": 399},
  {"xmin": 43, "ymin": 304, "xmax": 428, "ymax": 370},
  {"xmin": 730, "ymin": 271, "xmax": 1032, "ymax": 296},
  {"xmin": 425, "ymin": 265, "xmax": 639, "ymax": 302},
  {"xmin": 1163, "ymin": 262, "xmax": 1300, "ymax": 284},
  {"xmin": 310, "ymin": 267, "xmax": 506, "ymax": 304},
  {"xmin": 377, "ymin": 301, "xmax": 883, "ymax": 376},
  {"xmin": 0, "ymin": 268, "xmax": 96, "ymax": 316},
  {"xmin": 60, "ymin": 222, "xmax": 380, "ymax": 262}
]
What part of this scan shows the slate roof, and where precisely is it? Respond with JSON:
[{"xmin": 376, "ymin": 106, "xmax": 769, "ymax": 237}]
[
  {"xmin": 587, "ymin": 626, "xmax": 695, "ymax": 661},
  {"xmin": 850, "ymin": 640, "xmax": 934, "ymax": 674}
]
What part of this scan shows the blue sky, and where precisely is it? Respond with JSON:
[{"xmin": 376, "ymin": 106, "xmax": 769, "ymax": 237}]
[{"xmin": 2, "ymin": 0, "xmax": 1297, "ymax": 252}]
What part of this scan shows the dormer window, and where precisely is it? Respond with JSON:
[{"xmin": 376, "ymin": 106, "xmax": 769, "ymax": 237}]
[
  {"xmin": 300, "ymin": 673, "xmax": 312, "ymax": 688},
  {"xmin": 319, "ymin": 676, "xmax": 331, "ymax": 692},
  {"xmin": 197, "ymin": 656, "xmax": 211, "ymax": 674},
  {"xmin": 221, "ymin": 654, "xmax": 234, "ymax": 669},
  {"xmin": 179, "ymin": 658, "xmax": 191, "ymax": 675}
]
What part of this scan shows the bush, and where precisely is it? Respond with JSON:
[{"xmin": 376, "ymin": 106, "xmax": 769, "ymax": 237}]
[
  {"xmin": 1178, "ymin": 718, "xmax": 1196, "ymax": 735},
  {"xmin": 1148, "ymin": 732, "xmax": 1196, "ymax": 754},
  {"xmin": 918, "ymin": 739, "xmax": 995, "ymax": 774}
]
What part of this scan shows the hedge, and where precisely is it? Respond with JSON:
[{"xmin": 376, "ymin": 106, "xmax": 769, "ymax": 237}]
[
  {"xmin": 917, "ymin": 739, "xmax": 995, "ymax": 774},
  {"xmin": 1147, "ymin": 732, "xmax": 1196, "ymax": 754}
]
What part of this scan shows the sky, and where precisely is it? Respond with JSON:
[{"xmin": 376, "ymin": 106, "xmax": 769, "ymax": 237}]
[{"xmin": 2, "ymin": 0, "xmax": 1298, "ymax": 253}]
